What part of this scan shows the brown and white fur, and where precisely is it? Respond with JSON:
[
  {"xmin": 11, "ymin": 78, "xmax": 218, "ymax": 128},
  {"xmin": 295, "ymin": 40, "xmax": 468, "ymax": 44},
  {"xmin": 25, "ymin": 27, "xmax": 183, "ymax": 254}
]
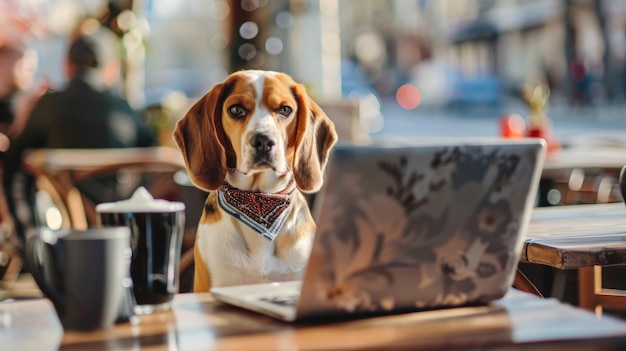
[{"xmin": 173, "ymin": 70, "xmax": 337, "ymax": 292}]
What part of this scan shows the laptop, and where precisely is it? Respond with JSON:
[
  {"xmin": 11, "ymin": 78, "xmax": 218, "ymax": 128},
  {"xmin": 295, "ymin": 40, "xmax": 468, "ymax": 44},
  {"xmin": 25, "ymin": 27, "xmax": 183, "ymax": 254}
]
[{"xmin": 211, "ymin": 139, "xmax": 547, "ymax": 322}]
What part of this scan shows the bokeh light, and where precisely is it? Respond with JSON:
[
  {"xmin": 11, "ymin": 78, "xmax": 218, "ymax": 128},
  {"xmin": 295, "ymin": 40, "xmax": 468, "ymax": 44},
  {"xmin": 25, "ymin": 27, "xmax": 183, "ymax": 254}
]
[
  {"xmin": 239, "ymin": 21, "xmax": 259, "ymax": 39},
  {"xmin": 499, "ymin": 114, "xmax": 526, "ymax": 138},
  {"xmin": 80, "ymin": 18, "xmax": 100, "ymax": 36},
  {"xmin": 238, "ymin": 43, "xmax": 257, "ymax": 60},
  {"xmin": 241, "ymin": 0, "xmax": 259, "ymax": 12},
  {"xmin": 396, "ymin": 84, "xmax": 421, "ymax": 110},
  {"xmin": 353, "ymin": 31, "xmax": 385, "ymax": 67},
  {"xmin": 116, "ymin": 10, "xmax": 137, "ymax": 32},
  {"xmin": 37, "ymin": 192, "xmax": 63, "ymax": 231},
  {"xmin": 122, "ymin": 29, "xmax": 143, "ymax": 52},
  {"xmin": 209, "ymin": 1, "xmax": 230, "ymax": 20},
  {"xmin": 45, "ymin": 207, "xmax": 63, "ymax": 230},
  {"xmin": 275, "ymin": 11, "xmax": 294, "ymax": 28},
  {"xmin": 358, "ymin": 93, "xmax": 384, "ymax": 133},
  {"xmin": 265, "ymin": 37, "xmax": 283, "ymax": 55}
]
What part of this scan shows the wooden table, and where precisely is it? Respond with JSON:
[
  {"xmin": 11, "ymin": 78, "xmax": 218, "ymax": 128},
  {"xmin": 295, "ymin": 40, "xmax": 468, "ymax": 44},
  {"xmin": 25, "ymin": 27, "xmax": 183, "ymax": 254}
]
[
  {"xmin": 2, "ymin": 290, "xmax": 626, "ymax": 351},
  {"xmin": 523, "ymin": 203, "xmax": 626, "ymax": 313}
]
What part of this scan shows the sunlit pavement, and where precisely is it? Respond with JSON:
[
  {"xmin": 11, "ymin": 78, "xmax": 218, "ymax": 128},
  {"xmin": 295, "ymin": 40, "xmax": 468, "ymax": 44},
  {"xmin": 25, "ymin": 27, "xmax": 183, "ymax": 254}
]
[{"xmin": 374, "ymin": 98, "xmax": 626, "ymax": 144}]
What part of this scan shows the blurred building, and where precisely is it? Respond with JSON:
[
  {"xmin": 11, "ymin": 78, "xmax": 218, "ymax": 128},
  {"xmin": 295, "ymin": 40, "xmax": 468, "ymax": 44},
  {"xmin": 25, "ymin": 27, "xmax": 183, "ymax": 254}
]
[
  {"xmin": 336, "ymin": 0, "xmax": 626, "ymax": 107},
  {"xmin": 4, "ymin": 0, "xmax": 625, "ymax": 112}
]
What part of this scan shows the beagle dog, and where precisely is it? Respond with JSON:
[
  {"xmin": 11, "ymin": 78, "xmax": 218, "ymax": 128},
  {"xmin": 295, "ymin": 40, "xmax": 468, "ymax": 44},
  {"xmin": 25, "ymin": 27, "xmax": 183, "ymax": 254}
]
[{"xmin": 173, "ymin": 70, "xmax": 337, "ymax": 292}]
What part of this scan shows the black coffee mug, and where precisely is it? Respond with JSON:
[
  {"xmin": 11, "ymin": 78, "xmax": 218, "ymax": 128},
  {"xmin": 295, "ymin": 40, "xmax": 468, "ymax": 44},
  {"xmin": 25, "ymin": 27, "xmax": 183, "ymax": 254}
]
[
  {"xmin": 96, "ymin": 187, "xmax": 185, "ymax": 314},
  {"xmin": 25, "ymin": 227, "xmax": 131, "ymax": 331}
]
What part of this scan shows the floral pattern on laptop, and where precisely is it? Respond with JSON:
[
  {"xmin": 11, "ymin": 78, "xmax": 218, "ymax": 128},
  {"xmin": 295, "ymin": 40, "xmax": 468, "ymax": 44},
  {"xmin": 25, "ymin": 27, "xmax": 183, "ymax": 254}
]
[{"xmin": 306, "ymin": 144, "xmax": 538, "ymax": 314}]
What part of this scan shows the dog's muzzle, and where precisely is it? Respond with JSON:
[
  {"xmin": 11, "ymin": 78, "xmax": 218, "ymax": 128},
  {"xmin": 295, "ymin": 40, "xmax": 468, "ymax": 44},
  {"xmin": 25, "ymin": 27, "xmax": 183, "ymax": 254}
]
[{"xmin": 250, "ymin": 133, "xmax": 276, "ymax": 165}]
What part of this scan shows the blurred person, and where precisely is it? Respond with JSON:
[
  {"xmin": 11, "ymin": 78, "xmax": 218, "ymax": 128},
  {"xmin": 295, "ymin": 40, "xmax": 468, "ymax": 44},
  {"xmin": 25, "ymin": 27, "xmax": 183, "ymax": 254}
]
[
  {"xmin": 0, "ymin": 44, "xmax": 24, "ymax": 131},
  {"xmin": 2, "ymin": 27, "xmax": 155, "ymax": 243},
  {"xmin": 0, "ymin": 41, "xmax": 45, "ymax": 258},
  {"xmin": 569, "ymin": 57, "xmax": 589, "ymax": 106},
  {"xmin": 0, "ymin": 43, "xmax": 45, "ymax": 134}
]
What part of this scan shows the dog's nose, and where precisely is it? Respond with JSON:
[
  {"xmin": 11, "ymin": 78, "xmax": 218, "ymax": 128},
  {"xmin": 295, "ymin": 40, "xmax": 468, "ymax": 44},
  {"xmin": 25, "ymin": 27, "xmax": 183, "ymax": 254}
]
[{"xmin": 250, "ymin": 133, "xmax": 275, "ymax": 153}]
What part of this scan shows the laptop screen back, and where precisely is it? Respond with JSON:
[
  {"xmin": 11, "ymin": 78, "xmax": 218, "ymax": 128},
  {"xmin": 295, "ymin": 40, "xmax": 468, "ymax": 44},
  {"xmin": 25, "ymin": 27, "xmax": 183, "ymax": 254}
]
[{"xmin": 297, "ymin": 139, "xmax": 546, "ymax": 319}]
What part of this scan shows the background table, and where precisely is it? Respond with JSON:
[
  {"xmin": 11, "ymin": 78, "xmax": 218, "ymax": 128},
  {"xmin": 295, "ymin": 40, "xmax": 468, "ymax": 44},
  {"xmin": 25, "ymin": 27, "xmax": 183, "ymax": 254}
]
[
  {"xmin": 523, "ymin": 203, "xmax": 626, "ymax": 313},
  {"xmin": 539, "ymin": 144, "xmax": 626, "ymax": 206},
  {"xmin": 2, "ymin": 290, "xmax": 626, "ymax": 350}
]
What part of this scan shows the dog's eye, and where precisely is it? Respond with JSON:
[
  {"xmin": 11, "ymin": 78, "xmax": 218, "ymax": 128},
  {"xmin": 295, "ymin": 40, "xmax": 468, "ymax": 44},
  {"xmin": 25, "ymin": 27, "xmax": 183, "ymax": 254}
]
[
  {"xmin": 276, "ymin": 106, "xmax": 292, "ymax": 118},
  {"xmin": 228, "ymin": 105, "xmax": 246, "ymax": 119}
]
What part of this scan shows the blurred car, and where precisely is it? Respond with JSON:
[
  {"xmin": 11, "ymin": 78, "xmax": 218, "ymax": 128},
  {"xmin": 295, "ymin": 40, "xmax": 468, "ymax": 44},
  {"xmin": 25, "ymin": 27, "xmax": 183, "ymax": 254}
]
[
  {"xmin": 409, "ymin": 61, "xmax": 503, "ymax": 109},
  {"xmin": 448, "ymin": 72, "xmax": 503, "ymax": 107}
]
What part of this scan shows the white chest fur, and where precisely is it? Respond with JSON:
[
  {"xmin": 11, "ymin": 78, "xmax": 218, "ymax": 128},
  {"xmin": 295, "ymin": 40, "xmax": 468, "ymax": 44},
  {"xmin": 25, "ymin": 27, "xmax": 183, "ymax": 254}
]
[{"xmin": 196, "ymin": 216, "xmax": 313, "ymax": 287}]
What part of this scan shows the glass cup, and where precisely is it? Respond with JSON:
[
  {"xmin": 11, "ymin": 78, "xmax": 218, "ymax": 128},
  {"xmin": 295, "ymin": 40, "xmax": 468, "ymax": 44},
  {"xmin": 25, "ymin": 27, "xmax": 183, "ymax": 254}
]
[{"xmin": 96, "ymin": 187, "xmax": 185, "ymax": 314}]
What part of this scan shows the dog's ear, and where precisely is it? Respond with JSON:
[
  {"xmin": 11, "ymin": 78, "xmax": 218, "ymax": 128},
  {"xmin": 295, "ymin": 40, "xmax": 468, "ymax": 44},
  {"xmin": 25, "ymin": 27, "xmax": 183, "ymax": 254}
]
[
  {"xmin": 173, "ymin": 83, "xmax": 234, "ymax": 191},
  {"xmin": 291, "ymin": 84, "xmax": 338, "ymax": 193}
]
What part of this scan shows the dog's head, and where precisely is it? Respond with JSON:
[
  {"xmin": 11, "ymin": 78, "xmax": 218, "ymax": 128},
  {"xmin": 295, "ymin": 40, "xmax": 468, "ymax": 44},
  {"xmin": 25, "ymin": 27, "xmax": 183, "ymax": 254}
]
[{"xmin": 173, "ymin": 70, "xmax": 337, "ymax": 193}]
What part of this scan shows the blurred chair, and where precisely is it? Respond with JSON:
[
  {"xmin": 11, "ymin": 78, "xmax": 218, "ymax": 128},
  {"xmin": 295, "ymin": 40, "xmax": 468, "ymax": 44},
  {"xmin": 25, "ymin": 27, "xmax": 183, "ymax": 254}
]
[
  {"xmin": 0, "ymin": 132, "xmax": 23, "ymax": 289},
  {"xmin": 0, "ymin": 171, "xmax": 22, "ymax": 288},
  {"xmin": 565, "ymin": 170, "xmax": 621, "ymax": 205},
  {"xmin": 22, "ymin": 147, "xmax": 206, "ymax": 293},
  {"xmin": 513, "ymin": 269, "xmax": 542, "ymax": 297},
  {"xmin": 22, "ymin": 147, "xmax": 186, "ymax": 230},
  {"xmin": 540, "ymin": 168, "xmax": 623, "ymax": 206}
]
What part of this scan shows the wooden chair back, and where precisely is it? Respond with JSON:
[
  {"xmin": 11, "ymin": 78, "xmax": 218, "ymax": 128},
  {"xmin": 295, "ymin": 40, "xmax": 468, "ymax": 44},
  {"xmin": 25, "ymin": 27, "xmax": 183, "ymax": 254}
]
[{"xmin": 22, "ymin": 147, "xmax": 186, "ymax": 229}]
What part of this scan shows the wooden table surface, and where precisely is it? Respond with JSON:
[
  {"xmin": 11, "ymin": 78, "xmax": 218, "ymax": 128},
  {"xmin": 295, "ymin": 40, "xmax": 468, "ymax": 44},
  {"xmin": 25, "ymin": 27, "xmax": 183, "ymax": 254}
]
[
  {"xmin": 2, "ymin": 290, "xmax": 626, "ymax": 351},
  {"xmin": 21, "ymin": 147, "xmax": 185, "ymax": 180},
  {"xmin": 6, "ymin": 143, "xmax": 626, "ymax": 350},
  {"xmin": 523, "ymin": 203, "xmax": 626, "ymax": 269},
  {"xmin": 522, "ymin": 203, "xmax": 626, "ymax": 312}
]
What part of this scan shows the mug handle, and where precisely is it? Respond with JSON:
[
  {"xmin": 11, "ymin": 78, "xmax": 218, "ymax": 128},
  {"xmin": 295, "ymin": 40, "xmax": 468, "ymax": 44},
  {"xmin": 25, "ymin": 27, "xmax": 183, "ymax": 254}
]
[{"xmin": 25, "ymin": 234, "xmax": 65, "ymax": 310}]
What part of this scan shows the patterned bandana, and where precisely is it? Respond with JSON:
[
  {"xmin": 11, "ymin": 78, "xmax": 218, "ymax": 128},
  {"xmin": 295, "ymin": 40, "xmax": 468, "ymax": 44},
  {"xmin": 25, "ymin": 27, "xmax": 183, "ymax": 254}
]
[{"xmin": 217, "ymin": 182, "xmax": 295, "ymax": 241}]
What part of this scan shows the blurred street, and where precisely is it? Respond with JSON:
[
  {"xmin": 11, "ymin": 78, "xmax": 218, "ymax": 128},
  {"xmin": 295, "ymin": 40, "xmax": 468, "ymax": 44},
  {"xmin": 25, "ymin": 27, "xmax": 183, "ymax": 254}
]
[
  {"xmin": 374, "ymin": 98, "xmax": 626, "ymax": 145},
  {"xmin": 3, "ymin": 0, "xmax": 626, "ymax": 146}
]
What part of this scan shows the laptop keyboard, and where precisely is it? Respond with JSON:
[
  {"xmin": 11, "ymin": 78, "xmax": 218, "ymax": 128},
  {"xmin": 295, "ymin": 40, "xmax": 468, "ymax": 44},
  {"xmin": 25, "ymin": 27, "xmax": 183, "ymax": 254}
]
[{"xmin": 259, "ymin": 292, "xmax": 300, "ymax": 307}]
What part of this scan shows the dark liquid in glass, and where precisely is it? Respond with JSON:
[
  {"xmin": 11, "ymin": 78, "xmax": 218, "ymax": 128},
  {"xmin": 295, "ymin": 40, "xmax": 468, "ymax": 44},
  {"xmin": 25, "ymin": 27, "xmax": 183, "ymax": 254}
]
[{"xmin": 98, "ymin": 211, "xmax": 184, "ymax": 305}]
